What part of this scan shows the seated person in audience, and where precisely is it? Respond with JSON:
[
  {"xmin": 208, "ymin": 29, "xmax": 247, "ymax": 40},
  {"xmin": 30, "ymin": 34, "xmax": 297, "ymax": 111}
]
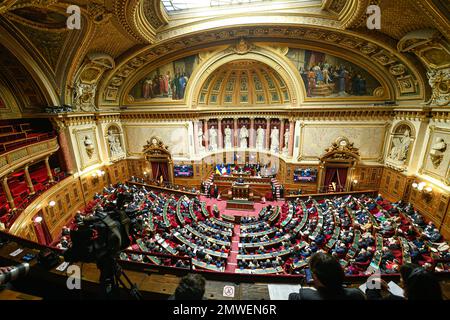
[
  {"xmin": 288, "ymin": 252, "xmax": 365, "ymax": 300},
  {"xmin": 400, "ymin": 264, "xmax": 443, "ymax": 300},
  {"xmin": 168, "ymin": 274, "xmax": 207, "ymax": 300}
]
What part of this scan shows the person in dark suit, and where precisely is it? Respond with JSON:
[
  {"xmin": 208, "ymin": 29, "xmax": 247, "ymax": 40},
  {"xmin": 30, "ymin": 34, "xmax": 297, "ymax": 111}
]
[
  {"xmin": 168, "ymin": 273, "xmax": 207, "ymax": 300},
  {"xmin": 289, "ymin": 252, "xmax": 365, "ymax": 300}
]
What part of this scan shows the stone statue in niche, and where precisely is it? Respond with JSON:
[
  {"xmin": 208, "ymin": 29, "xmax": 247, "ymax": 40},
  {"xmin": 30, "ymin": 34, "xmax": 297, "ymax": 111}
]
[
  {"xmin": 224, "ymin": 125, "xmax": 233, "ymax": 149},
  {"xmin": 270, "ymin": 126, "xmax": 279, "ymax": 153},
  {"xmin": 197, "ymin": 126, "xmax": 205, "ymax": 152},
  {"xmin": 240, "ymin": 125, "xmax": 249, "ymax": 148},
  {"xmin": 283, "ymin": 128, "xmax": 290, "ymax": 153},
  {"xmin": 107, "ymin": 129, "xmax": 124, "ymax": 157},
  {"xmin": 256, "ymin": 125, "xmax": 265, "ymax": 150},
  {"xmin": 84, "ymin": 135, "xmax": 94, "ymax": 158},
  {"xmin": 388, "ymin": 129, "xmax": 412, "ymax": 163},
  {"xmin": 430, "ymin": 137, "xmax": 447, "ymax": 168},
  {"xmin": 209, "ymin": 125, "xmax": 218, "ymax": 151}
]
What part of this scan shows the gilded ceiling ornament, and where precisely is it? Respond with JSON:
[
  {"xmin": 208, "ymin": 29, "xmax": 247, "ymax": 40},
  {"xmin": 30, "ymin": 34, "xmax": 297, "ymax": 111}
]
[
  {"xmin": 233, "ymin": 38, "xmax": 254, "ymax": 55},
  {"xmin": 425, "ymin": 68, "xmax": 450, "ymax": 106},
  {"xmin": 390, "ymin": 64, "xmax": 406, "ymax": 76},
  {"xmin": 360, "ymin": 43, "xmax": 378, "ymax": 55}
]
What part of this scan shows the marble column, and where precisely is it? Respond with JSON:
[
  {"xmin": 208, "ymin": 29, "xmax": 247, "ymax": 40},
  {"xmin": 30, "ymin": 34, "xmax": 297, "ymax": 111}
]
[
  {"xmin": 2, "ymin": 177, "xmax": 15, "ymax": 210},
  {"xmin": 249, "ymin": 117, "xmax": 255, "ymax": 148},
  {"xmin": 203, "ymin": 120, "xmax": 209, "ymax": 151},
  {"xmin": 265, "ymin": 118, "xmax": 271, "ymax": 150},
  {"xmin": 24, "ymin": 165, "xmax": 35, "ymax": 195},
  {"xmin": 218, "ymin": 118, "xmax": 223, "ymax": 149},
  {"xmin": 279, "ymin": 119, "xmax": 285, "ymax": 151},
  {"xmin": 57, "ymin": 127, "xmax": 75, "ymax": 175},
  {"xmin": 234, "ymin": 118, "xmax": 238, "ymax": 147},
  {"xmin": 193, "ymin": 121, "xmax": 199, "ymax": 155},
  {"xmin": 45, "ymin": 157, "xmax": 54, "ymax": 183},
  {"xmin": 288, "ymin": 120, "xmax": 295, "ymax": 157}
]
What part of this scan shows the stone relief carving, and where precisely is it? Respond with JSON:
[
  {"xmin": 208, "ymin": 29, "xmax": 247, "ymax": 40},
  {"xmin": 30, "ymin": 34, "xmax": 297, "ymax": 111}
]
[
  {"xmin": 83, "ymin": 135, "xmax": 95, "ymax": 158},
  {"xmin": 107, "ymin": 127, "xmax": 124, "ymax": 158},
  {"xmin": 429, "ymin": 137, "xmax": 447, "ymax": 168},
  {"xmin": 73, "ymin": 53, "xmax": 115, "ymax": 111},
  {"xmin": 388, "ymin": 129, "xmax": 411, "ymax": 163},
  {"xmin": 73, "ymin": 82, "xmax": 97, "ymax": 112},
  {"xmin": 426, "ymin": 68, "xmax": 450, "ymax": 106}
]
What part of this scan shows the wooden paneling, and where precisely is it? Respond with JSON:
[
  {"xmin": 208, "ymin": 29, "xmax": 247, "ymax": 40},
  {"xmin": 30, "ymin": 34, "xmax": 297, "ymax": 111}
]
[
  {"xmin": 379, "ymin": 167, "xmax": 412, "ymax": 202},
  {"xmin": 409, "ymin": 187, "xmax": 449, "ymax": 231},
  {"xmin": 283, "ymin": 163, "xmax": 319, "ymax": 195},
  {"xmin": 352, "ymin": 166, "xmax": 383, "ymax": 191}
]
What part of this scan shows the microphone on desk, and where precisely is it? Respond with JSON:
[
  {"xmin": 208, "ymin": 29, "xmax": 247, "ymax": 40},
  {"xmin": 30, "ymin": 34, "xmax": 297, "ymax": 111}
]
[{"xmin": 0, "ymin": 263, "xmax": 30, "ymax": 286}]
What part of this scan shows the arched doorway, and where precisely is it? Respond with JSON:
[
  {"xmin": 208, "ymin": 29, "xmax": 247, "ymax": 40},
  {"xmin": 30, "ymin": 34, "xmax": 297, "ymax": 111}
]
[
  {"xmin": 318, "ymin": 137, "xmax": 360, "ymax": 193},
  {"xmin": 142, "ymin": 137, "xmax": 174, "ymax": 184}
]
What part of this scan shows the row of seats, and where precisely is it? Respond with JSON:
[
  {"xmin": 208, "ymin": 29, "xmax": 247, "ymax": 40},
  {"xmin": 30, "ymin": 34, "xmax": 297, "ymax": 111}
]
[
  {"xmin": 0, "ymin": 122, "xmax": 54, "ymax": 154},
  {"xmin": 55, "ymin": 182, "xmax": 450, "ymax": 277}
]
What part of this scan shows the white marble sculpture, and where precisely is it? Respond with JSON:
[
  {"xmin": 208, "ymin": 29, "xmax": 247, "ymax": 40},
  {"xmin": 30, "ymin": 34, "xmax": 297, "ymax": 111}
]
[
  {"xmin": 209, "ymin": 126, "xmax": 218, "ymax": 151},
  {"xmin": 240, "ymin": 125, "xmax": 249, "ymax": 148},
  {"xmin": 198, "ymin": 127, "xmax": 205, "ymax": 152},
  {"xmin": 270, "ymin": 126, "xmax": 279, "ymax": 152},
  {"xmin": 430, "ymin": 137, "xmax": 447, "ymax": 168},
  {"xmin": 256, "ymin": 125, "xmax": 265, "ymax": 150},
  {"xmin": 224, "ymin": 125, "xmax": 233, "ymax": 149},
  {"xmin": 388, "ymin": 129, "xmax": 411, "ymax": 163},
  {"xmin": 84, "ymin": 135, "xmax": 94, "ymax": 158}
]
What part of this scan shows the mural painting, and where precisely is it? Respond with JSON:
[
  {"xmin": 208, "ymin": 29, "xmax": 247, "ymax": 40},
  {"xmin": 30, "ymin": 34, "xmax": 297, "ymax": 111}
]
[
  {"xmin": 287, "ymin": 49, "xmax": 382, "ymax": 98},
  {"xmin": 131, "ymin": 55, "xmax": 199, "ymax": 101}
]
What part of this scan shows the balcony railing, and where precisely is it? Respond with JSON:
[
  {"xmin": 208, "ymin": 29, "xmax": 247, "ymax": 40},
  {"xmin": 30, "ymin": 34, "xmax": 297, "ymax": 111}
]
[{"xmin": 0, "ymin": 137, "xmax": 59, "ymax": 178}]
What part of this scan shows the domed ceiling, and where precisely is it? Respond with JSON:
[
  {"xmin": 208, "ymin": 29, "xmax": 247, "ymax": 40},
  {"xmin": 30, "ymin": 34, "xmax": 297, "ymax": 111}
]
[{"xmin": 197, "ymin": 60, "xmax": 290, "ymax": 106}]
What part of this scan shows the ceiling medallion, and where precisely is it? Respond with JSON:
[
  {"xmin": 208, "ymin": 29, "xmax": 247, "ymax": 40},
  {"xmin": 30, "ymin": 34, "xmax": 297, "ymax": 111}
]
[{"xmin": 233, "ymin": 38, "xmax": 255, "ymax": 55}]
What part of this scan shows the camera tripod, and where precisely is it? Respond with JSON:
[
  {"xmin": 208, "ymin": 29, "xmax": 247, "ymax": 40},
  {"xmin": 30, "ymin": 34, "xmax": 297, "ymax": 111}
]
[{"xmin": 97, "ymin": 256, "xmax": 142, "ymax": 300}]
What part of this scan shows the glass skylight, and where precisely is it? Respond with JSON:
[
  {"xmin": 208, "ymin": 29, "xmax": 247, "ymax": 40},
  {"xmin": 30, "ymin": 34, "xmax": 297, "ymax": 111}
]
[{"xmin": 162, "ymin": 0, "xmax": 275, "ymax": 12}]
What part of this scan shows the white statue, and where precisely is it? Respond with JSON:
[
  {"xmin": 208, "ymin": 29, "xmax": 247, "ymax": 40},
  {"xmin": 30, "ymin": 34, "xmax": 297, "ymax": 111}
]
[
  {"xmin": 84, "ymin": 135, "xmax": 94, "ymax": 158},
  {"xmin": 270, "ymin": 126, "xmax": 279, "ymax": 152},
  {"xmin": 240, "ymin": 125, "xmax": 249, "ymax": 148},
  {"xmin": 224, "ymin": 125, "xmax": 233, "ymax": 149},
  {"xmin": 107, "ymin": 130, "xmax": 116, "ymax": 154},
  {"xmin": 429, "ymin": 137, "xmax": 447, "ymax": 168},
  {"xmin": 389, "ymin": 129, "xmax": 411, "ymax": 162},
  {"xmin": 283, "ymin": 129, "xmax": 290, "ymax": 152},
  {"xmin": 197, "ymin": 127, "xmax": 205, "ymax": 152},
  {"xmin": 115, "ymin": 137, "xmax": 123, "ymax": 154},
  {"xmin": 209, "ymin": 125, "xmax": 218, "ymax": 151},
  {"xmin": 256, "ymin": 125, "xmax": 265, "ymax": 150}
]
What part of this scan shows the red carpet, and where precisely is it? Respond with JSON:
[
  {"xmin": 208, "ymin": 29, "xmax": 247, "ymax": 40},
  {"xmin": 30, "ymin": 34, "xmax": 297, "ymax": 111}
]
[{"xmin": 225, "ymin": 224, "xmax": 241, "ymax": 272}]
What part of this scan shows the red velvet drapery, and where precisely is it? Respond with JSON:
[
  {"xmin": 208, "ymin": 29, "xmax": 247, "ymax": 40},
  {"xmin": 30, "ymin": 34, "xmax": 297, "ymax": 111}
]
[
  {"xmin": 324, "ymin": 167, "xmax": 348, "ymax": 192},
  {"xmin": 151, "ymin": 161, "xmax": 169, "ymax": 182}
]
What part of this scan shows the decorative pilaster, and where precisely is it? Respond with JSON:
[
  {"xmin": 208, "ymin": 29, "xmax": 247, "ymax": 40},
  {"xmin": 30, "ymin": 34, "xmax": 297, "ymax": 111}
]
[
  {"xmin": 265, "ymin": 118, "xmax": 271, "ymax": 150},
  {"xmin": 249, "ymin": 117, "xmax": 255, "ymax": 148},
  {"xmin": 24, "ymin": 165, "xmax": 35, "ymax": 195},
  {"xmin": 279, "ymin": 119, "xmax": 285, "ymax": 151},
  {"xmin": 234, "ymin": 118, "xmax": 238, "ymax": 147},
  {"xmin": 218, "ymin": 118, "xmax": 223, "ymax": 149},
  {"xmin": 2, "ymin": 177, "xmax": 15, "ymax": 210},
  {"xmin": 203, "ymin": 120, "xmax": 209, "ymax": 151},
  {"xmin": 288, "ymin": 120, "xmax": 295, "ymax": 157},
  {"xmin": 193, "ymin": 121, "xmax": 199, "ymax": 155}
]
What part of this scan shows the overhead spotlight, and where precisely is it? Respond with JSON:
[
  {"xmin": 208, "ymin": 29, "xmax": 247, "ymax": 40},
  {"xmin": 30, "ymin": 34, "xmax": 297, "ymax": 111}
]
[
  {"xmin": 412, "ymin": 182, "xmax": 418, "ymax": 189},
  {"xmin": 49, "ymin": 201, "xmax": 56, "ymax": 207},
  {"xmin": 425, "ymin": 186, "xmax": 433, "ymax": 193},
  {"xmin": 352, "ymin": 180, "xmax": 358, "ymax": 184}
]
